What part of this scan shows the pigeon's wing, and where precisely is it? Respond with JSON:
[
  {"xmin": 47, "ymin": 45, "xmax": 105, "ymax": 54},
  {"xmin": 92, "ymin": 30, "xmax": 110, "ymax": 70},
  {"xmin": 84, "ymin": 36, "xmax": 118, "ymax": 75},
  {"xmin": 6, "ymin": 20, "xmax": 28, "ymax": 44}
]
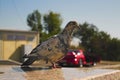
[
  {"xmin": 35, "ymin": 36, "xmax": 66, "ymax": 62},
  {"xmin": 21, "ymin": 58, "xmax": 37, "ymax": 66},
  {"xmin": 22, "ymin": 36, "xmax": 66, "ymax": 66}
]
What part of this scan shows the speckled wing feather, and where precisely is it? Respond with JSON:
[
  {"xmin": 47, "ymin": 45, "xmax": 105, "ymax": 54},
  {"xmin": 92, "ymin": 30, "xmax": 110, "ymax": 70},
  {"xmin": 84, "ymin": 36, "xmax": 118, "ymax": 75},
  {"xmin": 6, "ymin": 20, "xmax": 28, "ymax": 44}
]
[
  {"xmin": 32, "ymin": 35, "xmax": 67, "ymax": 61},
  {"xmin": 22, "ymin": 35, "xmax": 67, "ymax": 65}
]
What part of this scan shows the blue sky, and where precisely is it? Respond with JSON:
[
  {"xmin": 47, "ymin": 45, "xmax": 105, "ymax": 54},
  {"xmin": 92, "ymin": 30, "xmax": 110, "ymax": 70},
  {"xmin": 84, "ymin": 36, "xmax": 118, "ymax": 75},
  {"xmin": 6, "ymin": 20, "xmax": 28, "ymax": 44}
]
[{"xmin": 0, "ymin": 0, "xmax": 120, "ymax": 38}]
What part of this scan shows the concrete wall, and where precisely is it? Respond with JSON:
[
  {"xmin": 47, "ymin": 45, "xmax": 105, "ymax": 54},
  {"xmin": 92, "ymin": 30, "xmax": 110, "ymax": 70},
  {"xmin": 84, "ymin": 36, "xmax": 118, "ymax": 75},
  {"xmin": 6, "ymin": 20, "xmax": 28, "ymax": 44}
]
[{"xmin": 0, "ymin": 30, "xmax": 39, "ymax": 62}]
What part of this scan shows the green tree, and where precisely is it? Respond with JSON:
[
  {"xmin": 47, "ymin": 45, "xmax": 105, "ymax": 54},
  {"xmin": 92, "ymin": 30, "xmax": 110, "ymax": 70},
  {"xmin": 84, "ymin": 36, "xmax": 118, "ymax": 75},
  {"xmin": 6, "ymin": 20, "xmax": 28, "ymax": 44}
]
[
  {"xmin": 27, "ymin": 10, "xmax": 42, "ymax": 32},
  {"xmin": 43, "ymin": 11, "xmax": 62, "ymax": 36},
  {"xmin": 27, "ymin": 10, "xmax": 62, "ymax": 42},
  {"xmin": 78, "ymin": 22, "xmax": 98, "ymax": 52},
  {"xmin": 107, "ymin": 38, "xmax": 120, "ymax": 61},
  {"xmin": 91, "ymin": 31, "xmax": 111, "ymax": 59},
  {"xmin": 74, "ymin": 22, "xmax": 110, "ymax": 58},
  {"xmin": 74, "ymin": 22, "xmax": 120, "ymax": 61}
]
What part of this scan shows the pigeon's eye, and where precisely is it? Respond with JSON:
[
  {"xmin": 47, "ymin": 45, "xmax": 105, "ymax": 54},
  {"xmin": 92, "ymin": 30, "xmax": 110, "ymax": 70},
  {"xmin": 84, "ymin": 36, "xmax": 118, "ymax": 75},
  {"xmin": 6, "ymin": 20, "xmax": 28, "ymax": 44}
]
[
  {"xmin": 48, "ymin": 47, "xmax": 52, "ymax": 51},
  {"xmin": 55, "ymin": 45, "xmax": 59, "ymax": 48}
]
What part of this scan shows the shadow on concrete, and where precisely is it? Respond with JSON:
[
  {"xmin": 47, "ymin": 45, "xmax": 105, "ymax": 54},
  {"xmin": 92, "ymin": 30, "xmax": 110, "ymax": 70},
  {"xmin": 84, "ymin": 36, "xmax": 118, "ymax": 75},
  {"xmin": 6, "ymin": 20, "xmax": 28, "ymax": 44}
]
[
  {"xmin": 20, "ymin": 66, "xmax": 51, "ymax": 72},
  {"xmin": 61, "ymin": 64, "xmax": 93, "ymax": 68},
  {"xmin": 0, "ymin": 72, "xmax": 4, "ymax": 74},
  {"xmin": 11, "ymin": 66, "xmax": 51, "ymax": 73}
]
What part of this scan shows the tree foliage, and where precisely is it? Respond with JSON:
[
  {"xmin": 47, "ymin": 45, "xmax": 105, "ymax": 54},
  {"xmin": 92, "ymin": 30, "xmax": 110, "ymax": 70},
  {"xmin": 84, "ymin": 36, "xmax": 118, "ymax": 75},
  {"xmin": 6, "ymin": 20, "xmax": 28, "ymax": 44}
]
[
  {"xmin": 27, "ymin": 10, "xmax": 42, "ymax": 32},
  {"xmin": 43, "ymin": 11, "xmax": 62, "ymax": 36},
  {"xmin": 27, "ymin": 10, "xmax": 62, "ymax": 42},
  {"xmin": 74, "ymin": 22, "xmax": 120, "ymax": 61},
  {"xmin": 107, "ymin": 38, "xmax": 120, "ymax": 61}
]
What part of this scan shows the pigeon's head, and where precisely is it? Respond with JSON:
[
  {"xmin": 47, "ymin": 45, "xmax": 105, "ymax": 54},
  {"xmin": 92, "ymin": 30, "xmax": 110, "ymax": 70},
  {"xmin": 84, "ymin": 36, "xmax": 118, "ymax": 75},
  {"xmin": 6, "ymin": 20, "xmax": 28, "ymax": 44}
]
[
  {"xmin": 62, "ymin": 21, "xmax": 80, "ymax": 36},
  {"xmin": 66, "ymin": 21, "xmax": 80, "ymax": 29}
]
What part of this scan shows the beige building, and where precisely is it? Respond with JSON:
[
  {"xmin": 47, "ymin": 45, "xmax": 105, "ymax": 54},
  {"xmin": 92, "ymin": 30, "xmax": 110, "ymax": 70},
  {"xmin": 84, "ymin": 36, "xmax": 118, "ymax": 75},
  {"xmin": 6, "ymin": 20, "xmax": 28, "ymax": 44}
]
[{"xmin": 0, "ymin": 29, "xmax": 39, "ymax": 62}]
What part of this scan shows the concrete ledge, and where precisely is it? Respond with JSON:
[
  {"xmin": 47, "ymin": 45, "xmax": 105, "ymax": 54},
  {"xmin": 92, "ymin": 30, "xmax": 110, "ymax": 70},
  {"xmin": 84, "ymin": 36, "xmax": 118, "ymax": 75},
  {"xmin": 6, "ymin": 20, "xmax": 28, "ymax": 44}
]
[
  {"xmin": 82, "ymin": 70, "xmax": 120, "ymax": 80},
  {"xmin": 0, "ymin": 60, "xmax": 21, "ymax": 65}
]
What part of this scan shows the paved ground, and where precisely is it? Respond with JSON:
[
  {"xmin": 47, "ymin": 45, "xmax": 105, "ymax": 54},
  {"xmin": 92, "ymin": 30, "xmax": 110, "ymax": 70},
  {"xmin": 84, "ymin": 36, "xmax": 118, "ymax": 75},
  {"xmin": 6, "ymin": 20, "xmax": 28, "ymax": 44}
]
[
  {"xmin": 0, "ymin": 64, "xmax": 120, "ymax": 80},
  {"xmin": 0, "ymin": 65, "xmax": 64, "ymax": 80},
  {"xmin": 0, "ymin": 65, "xmax": 26, "ymax": 80},
  {"xmin": 62, "ymin": 67, "xmax": 120, "ymax": 80}
]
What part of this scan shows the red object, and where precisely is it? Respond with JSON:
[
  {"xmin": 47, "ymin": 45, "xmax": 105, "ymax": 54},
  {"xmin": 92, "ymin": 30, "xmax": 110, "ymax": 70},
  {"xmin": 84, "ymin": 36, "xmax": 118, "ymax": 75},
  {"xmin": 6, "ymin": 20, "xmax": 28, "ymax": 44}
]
[{"xmin": 58, "ymin": 49, "xmax": 100, "ymax": 67}]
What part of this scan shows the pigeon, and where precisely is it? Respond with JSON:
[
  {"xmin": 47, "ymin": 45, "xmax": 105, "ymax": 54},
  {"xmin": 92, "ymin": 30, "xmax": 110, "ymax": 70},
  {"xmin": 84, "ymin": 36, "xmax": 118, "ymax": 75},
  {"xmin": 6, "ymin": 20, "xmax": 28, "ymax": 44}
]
[{"xmin": 21, "ymin": 21, "xmax": 80, "ymax": 68}]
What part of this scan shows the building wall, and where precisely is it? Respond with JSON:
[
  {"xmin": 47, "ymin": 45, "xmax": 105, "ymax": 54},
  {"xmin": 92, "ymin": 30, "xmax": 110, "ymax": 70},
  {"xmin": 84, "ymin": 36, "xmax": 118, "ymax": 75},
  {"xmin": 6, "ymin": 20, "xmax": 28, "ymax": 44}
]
[
  {"xmin": 0, "ymin": 30, "xmax": 39, "ymax": 62},
  {"xmin": 0, "ymin": 34, "xmax": 3, "ymax": 60}
]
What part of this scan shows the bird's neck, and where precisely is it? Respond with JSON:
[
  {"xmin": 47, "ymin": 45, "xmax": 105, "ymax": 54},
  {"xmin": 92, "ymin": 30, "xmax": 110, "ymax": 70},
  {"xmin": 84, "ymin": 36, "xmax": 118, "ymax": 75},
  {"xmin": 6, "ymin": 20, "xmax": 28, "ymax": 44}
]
[
  {"xmin": 59, "ymin": 33, "xmax": 72, "ymax": 48},
  {"xmin": 62, "ymin": 26, "xmax": 74, "ymax": 36},
  {"xmin": 60, "ymin": 25, "xmax": 75, "ymax": 48}
]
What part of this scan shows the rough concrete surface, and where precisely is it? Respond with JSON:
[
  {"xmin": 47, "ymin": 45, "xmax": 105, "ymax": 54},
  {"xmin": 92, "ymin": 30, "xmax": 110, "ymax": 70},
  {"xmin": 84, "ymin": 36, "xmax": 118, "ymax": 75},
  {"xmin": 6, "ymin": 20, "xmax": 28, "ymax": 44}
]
[
  {"xmin": 0, "ymin": 65, "xmax": 26, "ymax": 80},
  {"xmin": 62, "ymin": 67, "xmax": 120, "ymax": 80},
  {"xmin": 0, "ymin": 64, "xmax": 120, "ymax": 80}
]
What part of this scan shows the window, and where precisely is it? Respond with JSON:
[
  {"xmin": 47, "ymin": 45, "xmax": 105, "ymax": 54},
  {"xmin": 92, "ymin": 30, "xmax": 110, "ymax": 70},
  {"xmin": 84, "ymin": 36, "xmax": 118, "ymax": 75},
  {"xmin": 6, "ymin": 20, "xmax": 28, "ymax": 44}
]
[
  {"xmin": 7, "ymin": 35, "xmax": 15, "ymax": 40},
  {"xmin": 7, "ymin": 34, "xmax": 25, "ymax": 40},
  {"xmin": 27, "ymin": 36, "xmax": 34, "ymax": 41},
  {"xmin": 0, "ymin": 37, "xmax": 1, "ymax": 40},
  {"xmin": 16, "ymin": 35, "xmax": 25, "ymax": 40},
  {"xmin": 0, "ymin": 33, "xmax": 2, "ymax": 40}
]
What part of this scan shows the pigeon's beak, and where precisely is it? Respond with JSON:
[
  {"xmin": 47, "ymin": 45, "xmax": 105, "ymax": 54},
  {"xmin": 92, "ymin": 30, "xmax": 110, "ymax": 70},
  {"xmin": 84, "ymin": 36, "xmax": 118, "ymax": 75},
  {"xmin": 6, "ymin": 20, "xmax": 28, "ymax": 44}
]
[
  {"xmin": 78, "ymin": 25, "xmax": 81, "ymax": 29},
  {"xmin": 77, "ymin": 25, "xmax": 81, "ymax": 30}
]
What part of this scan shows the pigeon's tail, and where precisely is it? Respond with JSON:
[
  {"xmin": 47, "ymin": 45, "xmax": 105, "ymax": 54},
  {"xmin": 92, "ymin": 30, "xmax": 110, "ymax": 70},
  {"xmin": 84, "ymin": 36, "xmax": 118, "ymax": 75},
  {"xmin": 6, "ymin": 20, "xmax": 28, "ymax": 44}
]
[{"xmin": 21, "ymin": 58, "xmax": 37, "ymax": 67}]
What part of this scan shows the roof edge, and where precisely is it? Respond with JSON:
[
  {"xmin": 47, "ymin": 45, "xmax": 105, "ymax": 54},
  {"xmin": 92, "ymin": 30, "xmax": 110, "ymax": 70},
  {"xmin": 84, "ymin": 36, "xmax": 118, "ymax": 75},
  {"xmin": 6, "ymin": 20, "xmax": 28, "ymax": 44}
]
[{"xmin": 0, "ymin": 29, "xmax": 39, "ymax": 34}]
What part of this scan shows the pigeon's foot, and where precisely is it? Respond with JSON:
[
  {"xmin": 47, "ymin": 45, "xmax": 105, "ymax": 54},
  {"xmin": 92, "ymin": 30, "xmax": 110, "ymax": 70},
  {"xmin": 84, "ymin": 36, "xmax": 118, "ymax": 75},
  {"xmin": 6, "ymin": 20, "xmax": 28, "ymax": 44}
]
[
  {"xmin": 50, "ymin": 63, "xmax": 62, "ymax": 69},
  {"xmin": 51, "ymin": 66, "xmax": 62, "ymax": 69},
  {"xmin": 55, "ymin": 65, "xmax": 62, "ymax": 68}
]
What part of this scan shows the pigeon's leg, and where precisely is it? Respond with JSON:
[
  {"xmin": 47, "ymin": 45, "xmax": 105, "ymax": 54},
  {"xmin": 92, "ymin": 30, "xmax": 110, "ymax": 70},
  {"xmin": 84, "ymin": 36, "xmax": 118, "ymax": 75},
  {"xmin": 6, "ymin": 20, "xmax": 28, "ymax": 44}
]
[
  {"xmin": 50, "ymin": 62, "xmax": 62, "ymax": 69},
  {"xmin": 51, "ymin": 62, "xmax": 56, "ymax": 68}
]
